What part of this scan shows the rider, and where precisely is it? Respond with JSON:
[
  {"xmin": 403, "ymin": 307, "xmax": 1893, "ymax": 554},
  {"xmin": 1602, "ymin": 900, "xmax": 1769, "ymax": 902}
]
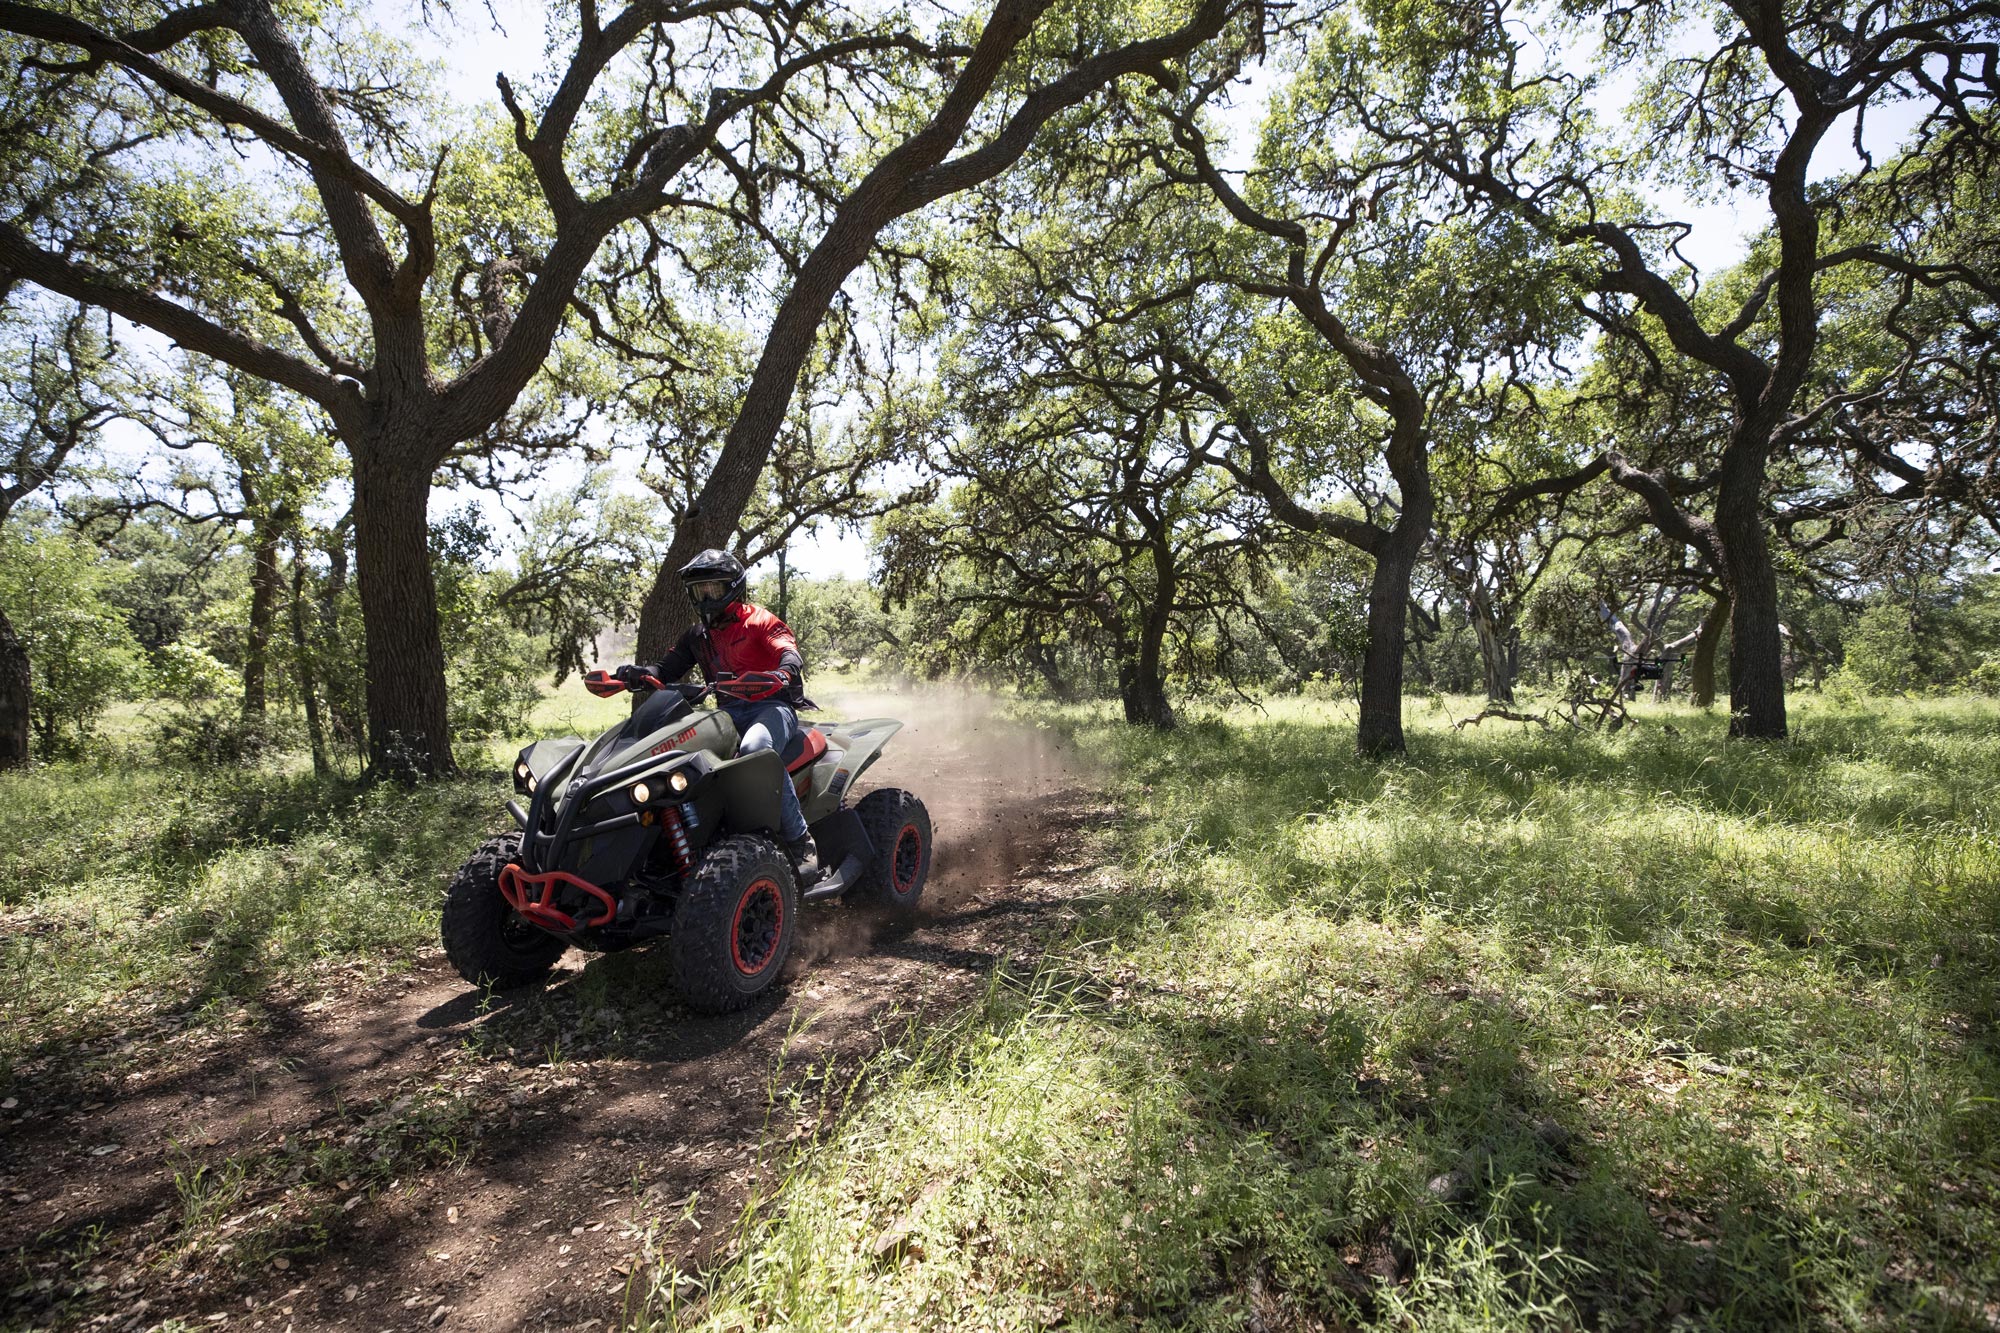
[{"xmin": 588, "ymin": 549, "xmax": 818, "ymax": 879}]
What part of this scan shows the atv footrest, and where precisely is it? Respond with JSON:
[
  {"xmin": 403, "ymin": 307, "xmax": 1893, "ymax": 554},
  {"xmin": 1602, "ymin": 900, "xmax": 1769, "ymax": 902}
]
[
  {"xmin": 802, "ymin": 853, "xmax": 867, "ymax": 902},
  {"xmin": 498, "ymin": 864, "xmax": 617, "ymax": 932}
]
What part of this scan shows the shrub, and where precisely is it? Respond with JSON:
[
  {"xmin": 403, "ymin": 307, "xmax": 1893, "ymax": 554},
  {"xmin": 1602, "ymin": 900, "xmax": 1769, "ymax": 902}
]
[
  {"xmin": 0, "ymin": 516, "xmax": 141, "ymax": 758},
  {"xmin": 1841, "ymin": 603, "xmax": 1918, "ymax": 694}
]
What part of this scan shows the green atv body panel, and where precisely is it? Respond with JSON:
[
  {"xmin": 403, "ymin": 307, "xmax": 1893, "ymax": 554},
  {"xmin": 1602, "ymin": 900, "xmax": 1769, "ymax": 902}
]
[{"xmin": 795, "ymin": 718, "xmax": 904, "ymax": 825}]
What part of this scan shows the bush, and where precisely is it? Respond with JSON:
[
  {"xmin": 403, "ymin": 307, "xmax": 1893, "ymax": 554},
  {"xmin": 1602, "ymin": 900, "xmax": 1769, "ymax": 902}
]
[
  {"xmin": 1841, "ymin": 603, "xmax": 1918, "ymax": 694},
  {"xmin": 0, "ymin": 515, "xmax": 141, "ymax": 758},
  {"xmin": 152, "ymin": 701, "xmax": 290, "ymax": 766},
  {"xmin": 151, "ymin": 641, "xmax": 237, "ymax": 701},
  {"xmin": 1965, "ymin": 653, "xmax": 2000, "ymax": 696}
]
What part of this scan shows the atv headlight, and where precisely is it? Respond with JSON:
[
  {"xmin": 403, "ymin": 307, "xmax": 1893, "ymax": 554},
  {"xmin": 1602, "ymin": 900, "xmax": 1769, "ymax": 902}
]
[
  {"xmin": 526, "ymin": 775, "xmax": 538, "ymax": 793},
  {"xmin": 630, "ymin": 781, "xmax": 652, "ymax": 806},
  {"xmin": 515, "ymin": 761, "xmax": 530, "ymax": 781},
  {"xmin": 668, "ymin": 770, "xmax": 689, "ymax": 794}
]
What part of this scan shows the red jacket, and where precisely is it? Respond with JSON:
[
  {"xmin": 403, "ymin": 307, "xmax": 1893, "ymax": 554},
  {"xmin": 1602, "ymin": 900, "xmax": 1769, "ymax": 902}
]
[{"xmin": 652, "ymin": 602, "xmax": 808, "ymax": 704}]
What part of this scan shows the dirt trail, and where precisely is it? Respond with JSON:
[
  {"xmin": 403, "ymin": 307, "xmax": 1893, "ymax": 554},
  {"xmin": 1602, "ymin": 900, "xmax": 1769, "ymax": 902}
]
[{"xmin": 2, "ymin": 688, "xmax": 1111, "ymax": 1333}]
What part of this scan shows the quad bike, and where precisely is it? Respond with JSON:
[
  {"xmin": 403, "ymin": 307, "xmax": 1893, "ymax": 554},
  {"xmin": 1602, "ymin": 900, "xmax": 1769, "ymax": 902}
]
[{"xmin": 441, "ymin": 677, "xmax": 932, "ymax": 1013}]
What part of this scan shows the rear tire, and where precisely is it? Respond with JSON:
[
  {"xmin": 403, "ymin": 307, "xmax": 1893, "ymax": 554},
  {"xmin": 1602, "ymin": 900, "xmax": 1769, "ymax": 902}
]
[
  {"xmin": 855, "ymin": 789, "xmax": 931, "ymax": 916},
  {"xmin": 669, "ymin": 835, "xmax": 799, "ymax": 1014},
  {"xmin": 441, "ymin": 832, "xmax": 566, "ymax": 989}
]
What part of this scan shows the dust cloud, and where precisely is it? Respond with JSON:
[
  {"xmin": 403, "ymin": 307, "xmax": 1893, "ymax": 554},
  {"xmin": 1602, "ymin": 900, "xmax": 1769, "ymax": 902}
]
[{"xmin": 788, "ymin": 681, "xmax": 1089, "ymax": 965}]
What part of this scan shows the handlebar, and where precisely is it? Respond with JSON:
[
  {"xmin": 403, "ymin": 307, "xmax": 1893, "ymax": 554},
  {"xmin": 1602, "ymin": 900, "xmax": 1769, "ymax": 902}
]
[{"xmin": 583, "ymin": 669, "xmax": 789, "ymax": 703}]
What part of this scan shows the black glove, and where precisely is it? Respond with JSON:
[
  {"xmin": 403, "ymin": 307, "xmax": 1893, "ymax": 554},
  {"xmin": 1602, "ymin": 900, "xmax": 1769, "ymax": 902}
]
[{"xmin": 617, "ymin": 664, "xmax": 666, "ymax": 690}]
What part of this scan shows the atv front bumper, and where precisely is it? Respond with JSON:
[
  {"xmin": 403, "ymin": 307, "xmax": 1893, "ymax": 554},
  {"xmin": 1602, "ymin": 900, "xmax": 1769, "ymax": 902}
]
[{"xmin": 498, "ymin": 864, "xmax": 617, "ymax": 932}]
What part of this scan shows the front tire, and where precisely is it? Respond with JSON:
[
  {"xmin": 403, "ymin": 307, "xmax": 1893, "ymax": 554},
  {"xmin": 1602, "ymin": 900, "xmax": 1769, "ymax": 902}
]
[
  {"xmin": 855, "ymin": 789, "xmax": 931, "ymax": 916},
  {"xmin": 669, "ymin": 835, "xmax": 799, "ymax": 1014},
  {"xmin": 441, "ymin": 832, "xmax": 566, "ymax": 989}
]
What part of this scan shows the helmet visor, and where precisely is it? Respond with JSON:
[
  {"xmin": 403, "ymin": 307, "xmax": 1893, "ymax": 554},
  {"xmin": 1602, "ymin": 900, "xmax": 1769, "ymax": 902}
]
[{"xmin": 685, "ymin": 578, "xmax": 732, "ymax": 603}]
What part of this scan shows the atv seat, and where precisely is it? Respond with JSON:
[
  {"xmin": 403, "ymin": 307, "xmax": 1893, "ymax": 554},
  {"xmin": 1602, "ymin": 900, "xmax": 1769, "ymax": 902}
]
[{"xmin": 781, "ymin": 725, "xmax": 827, "ymax": 774}]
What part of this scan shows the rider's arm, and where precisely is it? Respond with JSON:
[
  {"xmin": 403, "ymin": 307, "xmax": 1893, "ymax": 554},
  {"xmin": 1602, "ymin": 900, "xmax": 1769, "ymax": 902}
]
[
  {"xmin": 637, "ymin": 628, "xmax": 700, "ymax": 685},
  {"xmin": 764, "ymin": 615, "xmax": 806, "ymax": 704}
]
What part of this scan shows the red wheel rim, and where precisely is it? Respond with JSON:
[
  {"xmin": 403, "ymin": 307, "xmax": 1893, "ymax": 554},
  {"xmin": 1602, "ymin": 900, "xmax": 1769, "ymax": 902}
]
[
  {"xmin": 730, "ymin": 877, "xmax": 785, "ymax": 976},
  {"xmin": 891, "ymin": 824, "xmax": 924, "ymax": 895}
]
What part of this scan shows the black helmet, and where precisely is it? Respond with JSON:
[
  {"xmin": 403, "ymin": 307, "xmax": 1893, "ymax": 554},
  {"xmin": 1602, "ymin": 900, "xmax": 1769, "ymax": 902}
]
[{"xmin": 679, "ymin": 547, "xmax": 747, "ymax": 623}]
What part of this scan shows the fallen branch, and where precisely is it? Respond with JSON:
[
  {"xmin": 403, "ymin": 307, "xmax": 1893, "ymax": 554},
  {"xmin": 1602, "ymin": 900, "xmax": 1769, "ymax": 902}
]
[{"xmin": 1453, "ymin": 706, "xmax": 1551, "ymax": 730}]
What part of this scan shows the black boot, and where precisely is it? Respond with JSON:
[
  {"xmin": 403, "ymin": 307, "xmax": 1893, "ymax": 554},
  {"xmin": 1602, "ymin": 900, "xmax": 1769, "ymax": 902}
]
[{"xmin": 785, "ymin": 835, "xmax": 822, "ymax": 887}]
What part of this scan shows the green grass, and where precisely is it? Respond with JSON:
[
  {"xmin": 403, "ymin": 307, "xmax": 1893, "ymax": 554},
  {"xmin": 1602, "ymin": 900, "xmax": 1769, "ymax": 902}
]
[
  {"xmin": 655, "ymin": 694, "xmax": 2000, "ymax": 1332},
  {"xmin": 10, "ymin": 682, "xmax": 1997, "ymax": 1329},
  {"xmin": 0, "ymin": 672, "xmax": 645, "ymax": 1090}
]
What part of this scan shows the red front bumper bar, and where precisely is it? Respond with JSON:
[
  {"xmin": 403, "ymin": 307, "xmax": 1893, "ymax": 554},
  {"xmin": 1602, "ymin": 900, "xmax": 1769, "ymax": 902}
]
[{"xmin": 498, "ymin": 864, "xmax": 618, "ymax": 932}]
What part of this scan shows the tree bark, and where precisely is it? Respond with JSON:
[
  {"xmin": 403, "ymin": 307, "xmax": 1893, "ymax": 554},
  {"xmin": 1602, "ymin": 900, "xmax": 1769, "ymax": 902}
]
[
  {"xmin": 1357, "ymin": 536, "xmax": 1420, "ymax": 757},
  {"xmin": 351, "ymin": 449, "xmax": 454, "ymax": 777},
  {"xmin": 1128, "ymin": 587, "xmax": 1177, "ymax": 731},
  {"xmin": 1716, "ymin": 442, "xmax": 1787, "ymax": 738},
  {"xmin": 1025, "ymin": 637, "xmax": 1076, "ymax": 702},
  {"xmin": 243, "ymin": 518, "xmax": 284, "ymax": 719},
  {"xmin": 1467, "ymin": 581, "xmax": 1515, "ymax": 703},
  {"xmin": 1689, "ymin": 591, "xmax": 1730, "ymax": 708},
  {"xmin": 0, "ymin": 603, "xmax": 30, "ymax": 771},
  {"xmin": 289, "ymin": 542, "xmax": 331, "ymax": 776}
]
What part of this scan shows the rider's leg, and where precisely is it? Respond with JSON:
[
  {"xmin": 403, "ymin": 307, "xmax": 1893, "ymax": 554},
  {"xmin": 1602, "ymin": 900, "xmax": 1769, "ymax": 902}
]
[{"xmin": 729, "ymin": 701, "xmax": 809, "ymax": 844}]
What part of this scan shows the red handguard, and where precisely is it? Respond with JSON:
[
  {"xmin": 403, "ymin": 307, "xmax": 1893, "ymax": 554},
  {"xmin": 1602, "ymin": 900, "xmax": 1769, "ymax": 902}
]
[
  {"xmin": 583, "ymin": 669, "xmax": 625, "ymax": 698},
  {"xmin": 713, "ymin": 669, "xmax": 789, "ymax": 702}
]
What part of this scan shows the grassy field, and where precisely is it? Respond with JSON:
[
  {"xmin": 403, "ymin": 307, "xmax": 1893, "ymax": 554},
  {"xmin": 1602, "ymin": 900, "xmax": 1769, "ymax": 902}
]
[
  {"xmin": 0, "ymin": 678, "xmax": 635, "ymax": 1088},
  {"xmin": 652, "ymin": 693, "xmax": 2000, "ymax": 1332},
  {"xmin": 5, "ymin": 687, "xmax": 1997, "ymax": 1330}
]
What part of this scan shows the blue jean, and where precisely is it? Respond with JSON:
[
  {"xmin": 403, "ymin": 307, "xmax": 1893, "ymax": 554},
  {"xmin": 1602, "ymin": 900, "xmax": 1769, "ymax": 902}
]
[{"xmin": 724, "ymin": 700, "xmax": 808, "ymax": 842}]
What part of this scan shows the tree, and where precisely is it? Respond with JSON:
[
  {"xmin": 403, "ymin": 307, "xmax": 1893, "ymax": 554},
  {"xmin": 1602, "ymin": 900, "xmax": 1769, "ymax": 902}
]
[
  {"xmin": 631, "ymin": 0, "xmax": 1257, "ymax": 659},
  {"xmin": 0, "ymin": 507, "xmax": 140, "ymax": 758},
  {"xmin": 630, "ymin": 323, "xmax": 902, "ymax": 572},
  {"xmin": 1145, "ymin": 30, "xmax": 1585, "ymax": 753},
  {"xmin": 0, "ymin": 303, "xmax": 122, "ymax": 768},
  {"xmin": 494, "ymin": 469, "xmax": 665, "ymax": 683},
  {"xmin": 0, "ymin": 0, "xmax": 976, "ymax": 774},
  {"xmin": 1374, "ymin": 0, "xmax": 2000, "ymax": 737}
]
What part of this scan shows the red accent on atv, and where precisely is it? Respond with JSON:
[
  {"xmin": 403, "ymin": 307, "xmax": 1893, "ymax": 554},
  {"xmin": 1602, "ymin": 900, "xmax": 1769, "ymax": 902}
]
[
  {"xmin": 891, "ymin": 824, "xmax": 924, "ymax": 894},
  {"xmin": 583, "ymin": 669, "xmax": 624, "ymax": 698},
  {"xmin": 729, "ymin": 876, "xmax": 786, "ymax": 976},
  {"xmin": 714, "ymin": 669, "xmax": 788, "ymax": 702},
  {"xmin": 498, "ymin": 863, "xmax": 618, "ymax": 932}
]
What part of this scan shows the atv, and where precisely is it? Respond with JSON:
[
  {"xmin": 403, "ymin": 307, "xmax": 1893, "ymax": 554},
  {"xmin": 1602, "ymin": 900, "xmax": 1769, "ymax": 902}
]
[{"xmin": 441, "ymin": 677, "xmax": 932, "ymax": 1013}]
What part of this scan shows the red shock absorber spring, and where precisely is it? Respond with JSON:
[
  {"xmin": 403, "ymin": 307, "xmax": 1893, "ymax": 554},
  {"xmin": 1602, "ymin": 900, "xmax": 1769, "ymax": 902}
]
[{"xmin": 662, "ymin": 807, "xmax": 693, "ymax": 873}]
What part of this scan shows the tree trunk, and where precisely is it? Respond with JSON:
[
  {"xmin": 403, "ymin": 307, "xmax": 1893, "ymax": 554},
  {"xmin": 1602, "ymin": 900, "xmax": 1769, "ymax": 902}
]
[
  {"xmin": 351, "ymin": 450, "xmax": 455, "ymax": 777},
  {"xmin": 634, "ymin": 242, "xmax": 868, "ymax": 659},
  {"xmin": 243, "ymin": 519, "xmax": 284, "ymax": 719},
  {"xmin": 1716, "ymin": 472, "xmax": 1787, "ymax": 739},
  {"xmin": 1025, "ymin": 638, "xmax": 1075, "ymax": 702},
  {"xmin": 1468, "ymin": 582, "xmax": 1514, "ymax": 703},
  {"xmin": 1689, "ymin": 592, "xmax": 1730, "ymax": 708},
  {"xmin": 1357, "ymin": 539, "xmax": 1420, "ymax": 757},
  {"xmin": 290, "ymin": 543, "xmax": 331, "ymax": 776},
  {"xmin": 1124, "ymin": 670, "xmax": 1176, "ymax": 729},
  {"xmin": 316, "ymin": 524, "xmax": 364, "ymax": 760},
  {"xmin": 1127, "ymin": 597, "xmax": 1177, "ymax": 731},
  {"xmin": 631, "ymin": 0, "xmax": 1220, "ymax": 660},
  {"xmin": 0, "ymin": 603, "xmax": 29, "ymax": 771}
]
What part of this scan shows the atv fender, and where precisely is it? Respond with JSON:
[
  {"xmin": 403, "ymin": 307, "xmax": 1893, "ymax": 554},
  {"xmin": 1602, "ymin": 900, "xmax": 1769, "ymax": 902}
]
[
  {"xmin": 708, "ymin": 747, "xmax": 787, "ymax": 837},
  {"xmin": 522, "ymin": 736, "xmax": 585, "ymax": 793},
  {"xmin": 837, "ymin": 717, "xmax": 902, "ymax": 788}
]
